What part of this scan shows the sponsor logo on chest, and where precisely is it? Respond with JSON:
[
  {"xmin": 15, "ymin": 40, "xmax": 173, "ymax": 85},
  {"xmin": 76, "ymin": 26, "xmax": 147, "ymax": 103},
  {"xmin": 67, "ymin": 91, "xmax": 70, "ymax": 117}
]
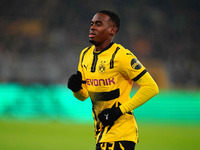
[{"xmin": 86, "ymin": 78, "xmax": 115, "ymax": 86}]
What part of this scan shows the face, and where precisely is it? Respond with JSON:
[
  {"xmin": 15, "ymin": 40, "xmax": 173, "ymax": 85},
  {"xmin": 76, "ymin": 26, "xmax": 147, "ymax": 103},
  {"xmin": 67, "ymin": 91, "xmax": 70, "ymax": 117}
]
[{"xmin": 89, "ymin": 13, "xmax": 116, "ymax": 46}]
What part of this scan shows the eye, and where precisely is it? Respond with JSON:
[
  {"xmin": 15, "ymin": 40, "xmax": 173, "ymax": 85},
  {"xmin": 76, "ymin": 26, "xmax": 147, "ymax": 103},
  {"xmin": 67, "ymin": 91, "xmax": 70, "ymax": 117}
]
[
  {"xmin": 96, "ymin": 22, "xmax": 101, "ymax": 26},
  {"xmin": 90, "ymin": 22, "xmax": 93, "ymax": 26},
  {"xmin": 96, "ymin": 21, "xmax": 102, "ymax": 27}
]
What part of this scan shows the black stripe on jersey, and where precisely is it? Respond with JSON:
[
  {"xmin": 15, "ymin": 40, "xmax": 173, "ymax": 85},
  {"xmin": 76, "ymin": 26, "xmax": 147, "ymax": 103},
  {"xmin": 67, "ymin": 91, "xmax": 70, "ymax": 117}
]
[
  {"xmin": 91, "ymin": 54, "xmax": 98, "ymax": 72},
  {"xmin": 89, "ymin": 89, "xmax": 120, "ymax": 101},
  {"xmin": 81, "ymin": 46, "xmax": 91, "ymax": 67},
  {"xmin": 92, "ymin": 108, "xmax": 101, "ymax": 136},
  {"xmin": 132, "ymin": 69, "xmax": 147, "ymax": 82},
  {"xmin": 91, "ymin": 42, "xmax": 114, "ymax": 72},
  {"xmin": 110, "ymin": 47, "xmax": 120, "ymax": 69},
  {"xmin": 97, "ymin": 127, "xmax": 105, "ymax": 144}
]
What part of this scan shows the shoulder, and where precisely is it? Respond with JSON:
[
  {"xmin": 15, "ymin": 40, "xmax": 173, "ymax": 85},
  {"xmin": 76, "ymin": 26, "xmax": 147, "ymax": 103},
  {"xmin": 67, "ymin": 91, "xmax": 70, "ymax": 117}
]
[
  {"xmin": 81, "ymin": 45, "xmax": 93, "ymax": 55},
  {"xmin": 114, "ymin": 43, "xmax": 137, "ymax": 59},
  {"xmin": 79, "ymin": 45, "xmax": 94, "ymax": 60}
]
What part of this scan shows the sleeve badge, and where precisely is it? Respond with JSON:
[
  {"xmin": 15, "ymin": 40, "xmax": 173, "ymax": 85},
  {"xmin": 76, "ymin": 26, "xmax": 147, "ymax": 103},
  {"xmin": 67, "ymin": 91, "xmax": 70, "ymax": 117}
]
[{"xmin": 131, "ymin": 58, "xmax": 142, "ymax": 70}]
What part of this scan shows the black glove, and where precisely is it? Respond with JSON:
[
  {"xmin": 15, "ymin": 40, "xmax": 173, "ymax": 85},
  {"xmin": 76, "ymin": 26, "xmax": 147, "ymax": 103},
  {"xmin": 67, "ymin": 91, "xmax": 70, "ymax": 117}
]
[
  {"xmin": 98, "ymin": 107, "xmax": 123, "ymax": 127},
  {"xmin": 68, "ymin": 71, "xmax": 83, "ymax": 92}
]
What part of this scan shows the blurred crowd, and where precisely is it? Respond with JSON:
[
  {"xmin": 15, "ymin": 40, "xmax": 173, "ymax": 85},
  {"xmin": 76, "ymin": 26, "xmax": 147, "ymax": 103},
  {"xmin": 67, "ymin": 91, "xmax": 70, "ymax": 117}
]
[{"xmin": 0, "ymin": 0, "xmax": 199, "ymax": 88}]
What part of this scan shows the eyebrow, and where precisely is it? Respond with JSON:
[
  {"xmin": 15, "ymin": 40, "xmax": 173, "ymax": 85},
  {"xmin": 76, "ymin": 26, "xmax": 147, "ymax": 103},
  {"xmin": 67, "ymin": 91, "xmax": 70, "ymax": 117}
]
[{"xmin": 91, "ymin": 20, "xmax": 103, "ymax": 24}]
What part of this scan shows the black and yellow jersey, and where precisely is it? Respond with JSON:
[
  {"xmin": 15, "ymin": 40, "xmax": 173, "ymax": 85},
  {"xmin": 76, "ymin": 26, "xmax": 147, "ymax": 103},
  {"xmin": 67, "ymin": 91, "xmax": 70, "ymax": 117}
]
[{"xmin": 74, "ymin": 42, "xmax": 159, "ymax": 144}]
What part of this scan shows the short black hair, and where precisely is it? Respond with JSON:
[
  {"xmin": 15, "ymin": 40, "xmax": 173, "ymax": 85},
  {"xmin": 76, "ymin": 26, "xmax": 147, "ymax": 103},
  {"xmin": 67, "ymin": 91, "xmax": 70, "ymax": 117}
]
[{"xmin": 98, "ymin": 10, "xmax": 120, "ymax": 32}]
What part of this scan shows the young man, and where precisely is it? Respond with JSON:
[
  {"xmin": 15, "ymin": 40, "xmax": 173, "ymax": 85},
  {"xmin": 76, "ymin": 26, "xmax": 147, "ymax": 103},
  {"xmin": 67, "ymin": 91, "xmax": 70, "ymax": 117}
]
[{"xmin": 68, "ymin": 10, "xmax": 159, "ymax": 150}]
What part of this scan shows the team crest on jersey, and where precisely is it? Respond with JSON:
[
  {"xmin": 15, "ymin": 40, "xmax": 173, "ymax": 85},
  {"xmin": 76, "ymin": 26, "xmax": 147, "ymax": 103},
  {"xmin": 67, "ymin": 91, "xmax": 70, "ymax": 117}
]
[
  {"xmin": 98, "ymin": 61, "xmax": 106, "ymax": 74},
  {"xmin": 131, "ymin": 58, "xmax": 142, "ymax": 70}
]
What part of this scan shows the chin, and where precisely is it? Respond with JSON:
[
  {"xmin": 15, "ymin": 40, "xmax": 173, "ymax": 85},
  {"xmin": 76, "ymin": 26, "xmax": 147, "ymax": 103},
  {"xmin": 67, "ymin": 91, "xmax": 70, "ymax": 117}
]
[{"xmin": 89, "ymin": 39, "xmax": 97, "ymax": 45}]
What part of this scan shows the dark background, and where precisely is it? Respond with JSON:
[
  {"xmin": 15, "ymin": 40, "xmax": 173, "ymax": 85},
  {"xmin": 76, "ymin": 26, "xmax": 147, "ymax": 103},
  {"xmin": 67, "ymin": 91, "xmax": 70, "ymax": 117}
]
[{"xmin": 0, "ymin": 0, "xmax": 199, "ymax": 88}]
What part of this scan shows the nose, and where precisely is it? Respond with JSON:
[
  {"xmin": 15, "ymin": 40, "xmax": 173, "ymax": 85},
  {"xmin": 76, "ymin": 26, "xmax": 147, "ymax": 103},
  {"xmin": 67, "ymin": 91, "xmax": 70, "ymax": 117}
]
[{"xmin": 90, "ymin": 24, "xmax": 95, "ymax": 30}]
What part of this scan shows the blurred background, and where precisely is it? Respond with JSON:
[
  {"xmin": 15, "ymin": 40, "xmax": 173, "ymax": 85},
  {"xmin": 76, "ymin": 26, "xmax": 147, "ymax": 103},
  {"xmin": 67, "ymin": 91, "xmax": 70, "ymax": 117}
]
[{"xmin": 0, "ymin": 0, "xmax": 199, "ymax": 150}]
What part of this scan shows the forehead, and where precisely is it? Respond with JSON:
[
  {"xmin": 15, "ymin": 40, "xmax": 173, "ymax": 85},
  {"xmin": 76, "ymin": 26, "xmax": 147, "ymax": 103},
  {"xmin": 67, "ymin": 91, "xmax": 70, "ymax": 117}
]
[{"xmin": 91, "ymin": 13, "xmax": 111, "ymax": 22}]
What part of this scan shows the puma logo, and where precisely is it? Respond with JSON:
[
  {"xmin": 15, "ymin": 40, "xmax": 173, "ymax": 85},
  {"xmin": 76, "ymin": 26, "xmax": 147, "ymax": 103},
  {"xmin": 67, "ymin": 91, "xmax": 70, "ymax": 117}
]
[{"xmin": 84, "ymin": 64, "xmax": 88, "ymax": 70}]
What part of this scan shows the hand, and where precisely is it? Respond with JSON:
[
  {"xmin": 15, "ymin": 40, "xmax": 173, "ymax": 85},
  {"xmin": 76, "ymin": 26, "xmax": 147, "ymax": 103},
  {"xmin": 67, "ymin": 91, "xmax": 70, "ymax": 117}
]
[
  {"xmin": 98, "ymin": 107, "xmax": 123, "ymax": 127},
  {"xmin": 68, "ymin": 71, "xmax": 83, "ymax": 92}
]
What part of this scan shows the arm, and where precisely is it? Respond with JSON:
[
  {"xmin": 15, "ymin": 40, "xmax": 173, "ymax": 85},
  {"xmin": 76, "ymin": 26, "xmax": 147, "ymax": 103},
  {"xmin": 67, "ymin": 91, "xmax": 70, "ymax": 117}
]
[
  {"xmin": 117, "ymin": 50, "xmax": 159, "ymax": 113},
  {"xmin": 68, "ymin": 71, "xmax": 89, "ymax": 101},
  {"xmin": 73, "ymin": 84, "xmax": 89, "ymax": 101},
  {"xmin": 98, "ymin": 71, "xmax": 159, "ymax": 126},
  {"xmin": 119, "ymin": 71, "xmax": 159, "ymax": 113},
  {"xmin": 68, "ymin": 47, "xmax": 90, "ymax": 101}
]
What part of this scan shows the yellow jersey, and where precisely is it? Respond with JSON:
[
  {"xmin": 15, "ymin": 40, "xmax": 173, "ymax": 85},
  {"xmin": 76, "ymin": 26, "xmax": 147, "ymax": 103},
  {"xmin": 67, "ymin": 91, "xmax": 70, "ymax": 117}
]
[{"xmin": 74, "ymin": 42, "xmax": 159, "ymax": 144}]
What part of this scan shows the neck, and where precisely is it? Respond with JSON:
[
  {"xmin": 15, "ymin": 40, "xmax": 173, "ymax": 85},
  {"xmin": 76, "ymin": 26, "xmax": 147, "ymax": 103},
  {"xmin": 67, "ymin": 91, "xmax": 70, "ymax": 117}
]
[
  {"xmin": 94, "ymin": 42, "xmax": 114, "ymax": 54},
  {"xmin": 94, "ymin": 40, "xmax": 113, "ymax": 52}
]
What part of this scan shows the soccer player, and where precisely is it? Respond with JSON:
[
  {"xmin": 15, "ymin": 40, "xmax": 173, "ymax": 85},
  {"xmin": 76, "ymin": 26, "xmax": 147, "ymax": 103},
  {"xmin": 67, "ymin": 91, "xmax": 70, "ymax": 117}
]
[{"xmin": 68, "ymin": 10, "xmax": 159, "ymax": 150}]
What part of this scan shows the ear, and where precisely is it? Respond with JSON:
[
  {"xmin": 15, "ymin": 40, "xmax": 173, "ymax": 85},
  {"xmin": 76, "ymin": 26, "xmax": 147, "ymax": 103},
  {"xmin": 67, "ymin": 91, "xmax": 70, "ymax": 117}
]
[{"xmin": 110, "ymin": 26, "xmax": 117, "ymax": 35}]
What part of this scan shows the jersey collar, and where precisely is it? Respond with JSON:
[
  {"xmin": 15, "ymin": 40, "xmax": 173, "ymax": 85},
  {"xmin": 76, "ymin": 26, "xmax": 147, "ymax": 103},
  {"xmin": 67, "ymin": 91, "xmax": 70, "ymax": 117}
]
[{"xmin": 93, "ymin": 42, "xmax": 114, "ymax": 55}]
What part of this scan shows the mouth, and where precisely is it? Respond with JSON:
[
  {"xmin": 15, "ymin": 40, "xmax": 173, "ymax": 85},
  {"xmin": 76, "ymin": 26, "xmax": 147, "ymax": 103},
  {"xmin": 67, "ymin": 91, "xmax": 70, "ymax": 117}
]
[{"xmin": 89, "ymin": 32, "xmax": 96, "ymax": 38}]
